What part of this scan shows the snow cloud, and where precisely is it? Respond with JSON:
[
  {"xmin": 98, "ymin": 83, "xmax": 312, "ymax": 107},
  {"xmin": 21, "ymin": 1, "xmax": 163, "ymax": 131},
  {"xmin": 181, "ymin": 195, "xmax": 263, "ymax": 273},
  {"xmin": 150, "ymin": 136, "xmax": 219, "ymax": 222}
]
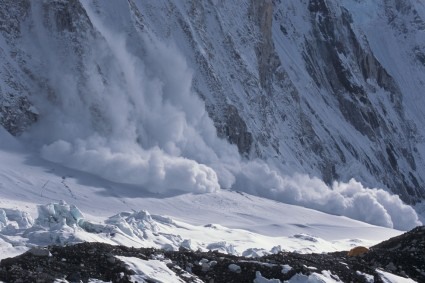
[
  {"xmin": 28, "ymin": 9, "xmax": 239, "ymax": 194},
  {"xmin": 24, "ymin": 4, "xmax": 421, "ymax": 230},
  {"xmin": 234, "ymin": 163, "xmax": 421, "ymax": 230}
]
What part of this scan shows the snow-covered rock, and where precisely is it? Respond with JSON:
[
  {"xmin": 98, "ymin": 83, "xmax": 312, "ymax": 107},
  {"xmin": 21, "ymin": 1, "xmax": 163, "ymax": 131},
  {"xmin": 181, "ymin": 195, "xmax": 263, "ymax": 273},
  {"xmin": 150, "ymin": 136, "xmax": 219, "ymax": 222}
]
[{"xmin": 2, "ymin": 227, "xmax": 423, "ymax": 283}]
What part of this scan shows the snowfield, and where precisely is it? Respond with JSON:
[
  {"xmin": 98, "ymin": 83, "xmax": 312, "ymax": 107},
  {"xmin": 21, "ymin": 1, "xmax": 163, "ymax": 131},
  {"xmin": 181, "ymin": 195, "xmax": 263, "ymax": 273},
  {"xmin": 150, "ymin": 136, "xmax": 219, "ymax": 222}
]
[
  {"xmin": 2, "ymin": 126, "xmax": 421, "ymax": 282},
  {"xmin": 0, "ymin": 128, "xmax": 407, "ymax": 263}
]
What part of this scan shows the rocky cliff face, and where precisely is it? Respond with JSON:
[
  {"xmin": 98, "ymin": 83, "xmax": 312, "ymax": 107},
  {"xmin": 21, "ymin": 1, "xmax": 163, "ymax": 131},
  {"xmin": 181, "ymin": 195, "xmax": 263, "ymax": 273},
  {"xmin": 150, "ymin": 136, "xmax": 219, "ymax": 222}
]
[{"xmin": 1, "ymin": 0, "xmax": 425, "ymax": 204}]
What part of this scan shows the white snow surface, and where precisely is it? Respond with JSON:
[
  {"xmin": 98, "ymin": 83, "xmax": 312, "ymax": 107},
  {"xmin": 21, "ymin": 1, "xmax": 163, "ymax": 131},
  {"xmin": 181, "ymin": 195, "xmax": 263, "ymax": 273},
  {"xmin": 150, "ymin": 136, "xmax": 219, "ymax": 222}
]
[
  {"xmin": 116, "ymin": 256, "xmax": 187, "ymax": 283},
  {"xmin": 0, "ymin": 129, "xmax": 407, "ymax": 262},
  {"xmin": 355, "ymin": 271, "xmax": 374, "ymax": 283},
  {"xmin": 254, "ymin": 271, "xmax": 281, "ymax": 283},
  {"xmin": 284, "ymin": 270, "xmax": 342, "ymax": 283},
  {"xmin": 377, "ymin": 269, "xmax": 418, "ymax": 283}
]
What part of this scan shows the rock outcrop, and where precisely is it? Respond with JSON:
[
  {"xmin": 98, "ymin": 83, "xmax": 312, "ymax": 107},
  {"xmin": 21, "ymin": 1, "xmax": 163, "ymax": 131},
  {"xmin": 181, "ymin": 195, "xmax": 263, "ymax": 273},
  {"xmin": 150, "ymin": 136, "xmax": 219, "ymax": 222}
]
[{"xmin": 1, "ymin": 226, "xmax": 423, "ymax": 283}]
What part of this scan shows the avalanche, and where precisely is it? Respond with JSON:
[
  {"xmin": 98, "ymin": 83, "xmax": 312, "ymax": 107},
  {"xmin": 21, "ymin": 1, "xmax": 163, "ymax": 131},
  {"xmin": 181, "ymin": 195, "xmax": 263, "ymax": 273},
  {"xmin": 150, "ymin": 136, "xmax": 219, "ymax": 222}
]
[
  {"xmin": 0, "ymin": 0, "xmax": 419, "ymax": 230},
  {"xmin": 1, "ymin": 0, "xmax": 425, "ymax": 281},
  {"xmin": 0, "ymin": 128, "xmax": 406, "ymax": 262}
]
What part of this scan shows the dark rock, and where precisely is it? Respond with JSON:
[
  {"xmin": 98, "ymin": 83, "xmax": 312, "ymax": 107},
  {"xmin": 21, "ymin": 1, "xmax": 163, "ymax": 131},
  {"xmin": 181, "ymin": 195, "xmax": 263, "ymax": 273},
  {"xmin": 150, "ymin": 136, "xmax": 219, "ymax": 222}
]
[
  {"xmin": 1, "ymin": 226, "xmax": 423, "ymax": 283},
  {"xmin": 215, "ymin": 104, "xmax": 253, "ymax": 156}
]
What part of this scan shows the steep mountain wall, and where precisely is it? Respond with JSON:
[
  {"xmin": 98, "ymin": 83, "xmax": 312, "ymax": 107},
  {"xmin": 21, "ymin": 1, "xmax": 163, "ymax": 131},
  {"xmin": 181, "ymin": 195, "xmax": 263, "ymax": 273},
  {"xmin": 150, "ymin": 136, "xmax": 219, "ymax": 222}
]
[{"xmin": 1, "ymin": 0, "xmax": 425, "ymax": 204}]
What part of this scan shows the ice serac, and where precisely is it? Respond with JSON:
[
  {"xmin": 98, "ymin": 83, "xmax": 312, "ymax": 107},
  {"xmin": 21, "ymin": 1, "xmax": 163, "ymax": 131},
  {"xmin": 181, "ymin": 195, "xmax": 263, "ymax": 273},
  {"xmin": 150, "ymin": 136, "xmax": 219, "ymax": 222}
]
[{"xmin": 1, "ymin": 0, "xmax": 425, "ymax": 203}]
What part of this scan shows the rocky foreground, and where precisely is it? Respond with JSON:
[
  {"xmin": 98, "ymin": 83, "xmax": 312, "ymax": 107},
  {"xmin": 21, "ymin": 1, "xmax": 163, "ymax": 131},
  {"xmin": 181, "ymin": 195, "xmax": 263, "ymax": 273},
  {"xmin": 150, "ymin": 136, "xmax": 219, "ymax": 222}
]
[{"xmin": 0, "ymin": 226, "xmax": 424, "ymax": 283}]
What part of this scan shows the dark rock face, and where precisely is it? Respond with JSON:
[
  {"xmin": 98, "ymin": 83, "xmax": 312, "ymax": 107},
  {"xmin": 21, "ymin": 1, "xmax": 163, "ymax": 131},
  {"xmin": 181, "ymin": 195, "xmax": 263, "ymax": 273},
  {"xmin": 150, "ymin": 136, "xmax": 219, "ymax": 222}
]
[
  {"xmin": 0, "ymin": 0, "xmax": 37, "ymax": 135},
  {"xmin": 1, "ymin": 226, "xmax": 423, "ymax": 283},
  {"xmin": 215, "ymin": 104, "xmax": 253, "ymax": 156},
  {"xmin": 0, "ymin": 0, "xmax": 30, "ymax": 41},
  {"xmin": 367, "ymin": 225, "xmax": 425, "ymax": 280},
  {"xmin": 0, "ymin": 95, "xmax": 37, "ymax": 136},
  {"xmin": 32, "ymin": 0, "xmax": 92, "ymax": 35},
  {"xmin": 250, "ymin": 0, "xmax": 280, "ymax": 93},
  {"xmin": 303, "ymin": 0, "xmax": 424, "ymax": 203},
  {"xmin": 0, "ymin": 0, "xmax": 92, "ymax": 137},
  {"xmin": 0, "ymin": 243, "xmax": 137, "ymax": 283}
]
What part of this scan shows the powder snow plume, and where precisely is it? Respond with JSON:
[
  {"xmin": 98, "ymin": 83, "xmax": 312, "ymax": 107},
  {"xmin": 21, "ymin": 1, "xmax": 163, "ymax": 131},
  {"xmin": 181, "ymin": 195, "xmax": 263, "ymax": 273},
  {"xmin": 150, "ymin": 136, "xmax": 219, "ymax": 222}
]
[{"xmin": 21, "ymin": 2, "xmax": 420, "ymax": 230}]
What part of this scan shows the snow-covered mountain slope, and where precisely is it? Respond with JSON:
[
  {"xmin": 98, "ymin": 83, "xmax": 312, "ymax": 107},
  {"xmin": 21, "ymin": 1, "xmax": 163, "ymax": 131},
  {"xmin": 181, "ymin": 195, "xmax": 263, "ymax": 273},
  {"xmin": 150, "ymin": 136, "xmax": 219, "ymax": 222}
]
[
  {"xmin": 1, "ymin": 0, "xmax": 425, "ymax": 207},
  {"xmin": 1, "ymin": 131, "xmax": 423, "ymax": 283},
  {"xmin": 0, "ymin": 129, "xmax": 404, "ymax": 262},
  {"xmin": 0, "ymin": 1, "xmax": 424, "ymax": 229}
]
